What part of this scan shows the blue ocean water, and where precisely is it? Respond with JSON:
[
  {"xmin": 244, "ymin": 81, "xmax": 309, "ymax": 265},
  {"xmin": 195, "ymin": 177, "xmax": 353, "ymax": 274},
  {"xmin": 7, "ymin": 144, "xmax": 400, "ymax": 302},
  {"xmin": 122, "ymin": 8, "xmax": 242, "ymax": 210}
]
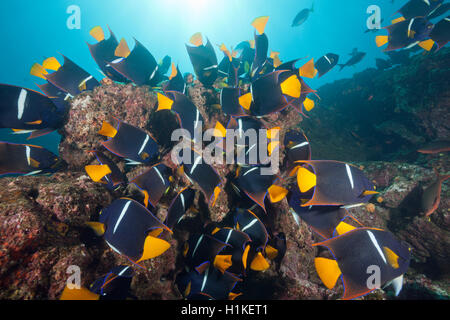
[{"xmin": 0, "ymin": 0, "xmax": 441, "ymax": 153}]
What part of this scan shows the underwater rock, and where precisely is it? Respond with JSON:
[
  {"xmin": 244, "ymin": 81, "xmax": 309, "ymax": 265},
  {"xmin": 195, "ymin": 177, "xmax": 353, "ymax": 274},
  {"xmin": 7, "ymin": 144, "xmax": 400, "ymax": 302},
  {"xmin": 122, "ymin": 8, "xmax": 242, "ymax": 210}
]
[
  {"xmin": 59, "ymin": 83, "xmax": 157, "ymax": 170},
  {"xmin": 302, "ymin": 48, "xmax": 450, "ymax": 162}
]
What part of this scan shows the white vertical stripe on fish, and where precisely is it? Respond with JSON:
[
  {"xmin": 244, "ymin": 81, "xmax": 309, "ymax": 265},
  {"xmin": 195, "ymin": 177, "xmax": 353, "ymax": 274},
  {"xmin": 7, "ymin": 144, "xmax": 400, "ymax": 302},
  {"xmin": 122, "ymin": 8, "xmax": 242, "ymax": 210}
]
[
  {"xmin": 138, "ymin": 135, "xmax": 150, "ymax": 155},
  {"xmin": 367, "ymin": 230, "xmax": 387, "ymax": 264},
  {"xmin": 113, "ymin": 200, "xmax": 131, "ymax": 234},
  {"xmin": 18, "ymin": 89, "xmax": 27, "ymax": 120},
  {"xmin": 345, "ymin": 164, "xmax": 354, "ymax": 189},
  {"xmin": 25, "ymin": 146, "xmax": 31, "ymax": 166},
  {"xmin": 241, "ymin": 218, "xmax": 258, "ymax": 232},
  {"xmin": 192, "ymin": 234, "xmax": 204, "ymax": 258}
]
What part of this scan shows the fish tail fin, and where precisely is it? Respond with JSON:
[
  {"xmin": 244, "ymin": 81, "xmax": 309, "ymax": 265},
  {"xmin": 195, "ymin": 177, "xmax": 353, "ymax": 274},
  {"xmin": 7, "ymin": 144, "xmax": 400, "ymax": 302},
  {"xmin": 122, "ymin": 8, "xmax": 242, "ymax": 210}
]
[
  {"xmin": 338, "ymin": 64, "xmax": 345, "ymax": 71},
  {"xmin": 433, "ymin": 167, "xmax": 450, "ymax": 183}
]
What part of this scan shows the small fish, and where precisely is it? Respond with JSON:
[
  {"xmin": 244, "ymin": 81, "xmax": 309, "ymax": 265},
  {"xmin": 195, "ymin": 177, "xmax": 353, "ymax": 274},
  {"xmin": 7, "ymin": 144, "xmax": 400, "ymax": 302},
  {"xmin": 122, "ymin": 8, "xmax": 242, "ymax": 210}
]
[
  {"xmin": 109, "ymin": 38, "xmax": 162, "ymax": 86},
  {"xmin": 183, "ymin": 233, "xmax": 230, "ymax": 270},
  {"xmin": 288, "ymin": 187, "xmax": 363, "ymax": 239},
  {"xmin": 315, "ymin": 53, "xmax": 339, "ymax": 77},
  {"xmin": 180, "ymin": 149, "xmax": 223, "ymax": 207},
  {"xmin": 250, "ymin": 16, "xmax": 270, "ymax": 79},
  {"xmin": 87, "ymin": 198, "xmax": 172, "ymax": 263},
  {"xmin": 211, "ymin": 227, "xmax": 252, "ymax": 276},
  {"xmin": 235, "ymin": 165, "xmax": 285, "ymax": 211},
  {"xmin": 0, "ymin": 84, "xmax": 63, "ymax": 134},
  {"xmin": 219, "ymin": 87, "xmax": 248, "ymax": 117},
  {"xmin": 396, "ymin": 0, "xmax": 444, "ymax": 20},
  {"xmin": 428, "ymin": 2, "xmax": 450, "ymax": 19},
  {"xmin": 284, "ymin": 129, "xmax": 311, "ymax": 171},
  {"xmin": 417, "ymin": 140, "xmax": 450, "ymax": 154},
  {"xmin": 421, "ymin": 169, "xmax": 450, "ymax": 216},
  {"xmin": 313, "ymin": 227, "xmax": 411, "ymax": 299},
  {"xmin": 338, "ymin": 51, "xmax": 366, "ymax": 70},
  {"xmin": 43, "ymin": 55, "xmax": 100, "ymax": 96},
  {"xmin": 87, "ymin": 26, "xmax": 130, "ymax": 83},
  {"xmin": 175, "ymin": 262, "xmax": 242, "ymax": 300},
  {"xmin": 130, "ymin": 163, "xmax": 172, "ymax": 207},
  {"xmin": 234, "ymin": 209, "xmax": 270, "ymax": 271},
  {"xmin": 294, "ymin": 160, "xmax": 378, "ymax": 207},
  {"xmin": 156, "ymin": 91, "xmax": 204, "ymax": 143},
  {"xmin": 163, "ymin": 64, "xmax": 187, "ymax": 94},
  {"xmin": 85, "ymin": 150, "xmax": 126, "ymax": 191},
  {"xmin": 376, "ymin": 17, "xmax": 434, "ymax": 52},
  {"xmin": 158, "ymin": 55, "xmax": 172, "ymax": 76},
  {"xmin": 164, "ymin": 187, "xmax": 196, "ymax": 229},
  {"xmin": 98, "ymin": 119, "xmax": 159, "ymax": 164},
  {"xmin": 60, "ymin": 265, "xmax": 134, "ymax": 300},
  {"xmin": 429, "ymin": 16, "xmax": 450, "ymax": 50},
  {"xmin": 245, "ymin": 70, "xmax": 302, "ymax": 116},
  {"xmin": 186, "ymin": 33, "xmax": 218, "ymax": 86},
  {"xmin": 0, "ymin": 142, "xmax": 62, "ymax": 177},
  {"xmin": 292, "ymin": 3, "xmax": 314, "ymax": 27}
]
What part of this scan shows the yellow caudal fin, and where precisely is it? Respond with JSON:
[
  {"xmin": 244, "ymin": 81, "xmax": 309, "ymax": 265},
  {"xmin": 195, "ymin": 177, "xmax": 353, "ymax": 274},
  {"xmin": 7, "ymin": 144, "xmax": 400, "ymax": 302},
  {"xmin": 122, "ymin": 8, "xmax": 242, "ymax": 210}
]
[
  {"xmin": 303, "ymin": 97, "xmax": 315, "ymax": 112},
  {"xmin": 268, "ymin": 185, "xmax": 288, "ymax": 203},
  {"xmin": 314, "ymin": 257, "xmax": 342, "ymax": 289},
  {"xmin": 214, "ymin": 254, "xmax": 233, "ymax": 273},
  {"xmin": 251, "ymin": 16, "xmax": 269, "ymax": 35},
  {"xmin": 169, "ymin": 63, "xmax": 178, "ymax": 80},
  {"xmin": 43, "ymin": 57, "xmax": 61, "ymax": 71},
  {"xmin": 85, "ymin": 221, "xmax": 105, "ymax": 236},
  {"xmin": 280, "ymin": 75, "xmax": 301, "ymax": 98},
  {"xmin": 190, "ymin": 32, "xmax": 203, "ymax": 46},
  {"xmin": 213, "ymin": 121, "xmax": 227, "ymax": 138},
  {"xmin": 383, "ymin": 246, "xmax": 400, "ymax": 269},
  {"xmin": 115, "ymin": 38, "xmax": 131, "ymax": 58},
  {"xmin": 90, "ymin": 26, "xmax": 105, "ymax": 42},
  {"xmin": 250, "ymin": 252, "xmax": 270, "ymax": 271},
  {"xmin": 239, "ymin": 92, "xmax": 253, "ymax": 110},
  {"xmin": 391, "ymin": 16, "xmax": 405, "ymax": 24},
  {"xmin": 376, "ymin": 35, "xmax": 389, "ymax": 47},
  {"xmin": 297, "ymin": 167, "xmax": 317, "ymax": 193},
  {"xmin": 268, "ymin": 141, "xmax": 279, "ymax": 156},
  {"xmin": 265, "ymin": 245, "xmax": 279, "ymax": 260},
  {"xmin": 211, "ymin": 186, "xmax": 222, "ymax": 207},
  {"xmin": 220, "ymin": 43, "xmax": 232, "ymax": 61},
  {"xmin": 85, "ymin": 164, "xmax": 112, "ymax": 182},
  {"xmin": 98, "ymin": 121, "xmax": 118, "ymax": 138},
  {"xmin": 418, "ymin": 39, "xmax": 435, "ymax": 52},
  {"xmin": 299, "ymin": 58, "xmax": 317, "ymax": 79},
  {"xmin": 335, "ymin": 221, "xmax": 357, "ymax": 236},
  {"xmin": 156, "ymin": 92, "xmax": 174, "ymax": 111},
  {"xmin": 30, "ymin": 63, "xmax": 48, "ymax": 79},
  {"xmin": 137, "ymin": 235, "xmax": 171, "ymax": 262},
  {"xmin": 60, "ymin": 285, "xmax": 100, "ymax": 300},
  {"xmin": 270, "ymin": 51, "xmax": 282, "ymax": 68}
]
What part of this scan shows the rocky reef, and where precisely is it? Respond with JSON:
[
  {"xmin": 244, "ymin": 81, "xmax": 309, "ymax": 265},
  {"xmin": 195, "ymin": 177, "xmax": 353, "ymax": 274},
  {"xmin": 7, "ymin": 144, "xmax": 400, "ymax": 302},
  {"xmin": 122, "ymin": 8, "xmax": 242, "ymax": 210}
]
[
  {"xmin": 302, "ymin": 47, "xmax": 450, "ymax": 163},
  {"xmin": 1, "ymin": 53, "xmax": 449, "ymax": 300}
]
